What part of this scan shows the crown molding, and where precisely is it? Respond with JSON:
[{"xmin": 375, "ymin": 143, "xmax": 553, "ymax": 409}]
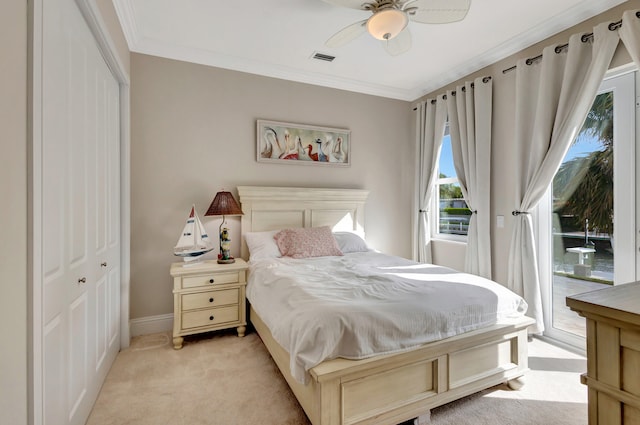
[
  {"xmin": 130, "ymin": 36, "xmax": 417, "ymax": 100},
  {"xmin": 113, "ymin": 0, "xmax": 627, "ymax": 102},
  {"xmin": 111, "ymin": 0, "xmax": 140, "ymax": 50}
]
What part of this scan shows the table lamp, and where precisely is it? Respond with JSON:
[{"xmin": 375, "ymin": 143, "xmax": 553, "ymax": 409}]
[{"xmin": 205, "ymin": 190, "xmax": 244, "ymax": 264}]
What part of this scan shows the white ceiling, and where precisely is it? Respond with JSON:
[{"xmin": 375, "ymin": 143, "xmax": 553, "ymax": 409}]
[{"xmin": 112, "ymin": 0, "xmax": 625, "ymax": 101}]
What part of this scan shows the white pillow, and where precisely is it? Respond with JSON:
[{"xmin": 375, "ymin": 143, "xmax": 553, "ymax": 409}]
[
  {"xmin": 333, "ymin": 232, "xmax": 369, "ymax": 253},
  {"xmin": 244, "ymin": 230, "xmax": 281, "ymax": 260}
]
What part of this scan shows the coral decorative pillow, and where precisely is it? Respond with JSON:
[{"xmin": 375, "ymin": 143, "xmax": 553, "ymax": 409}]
[{"xmin": 274, "ymin": 226, "xmax": 343, "ymax": 259}]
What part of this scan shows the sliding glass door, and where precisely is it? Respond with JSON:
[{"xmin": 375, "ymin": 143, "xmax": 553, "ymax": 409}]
[{"xmin": 539, "ymin": 70, "xmax": 637, "ymax": 347}]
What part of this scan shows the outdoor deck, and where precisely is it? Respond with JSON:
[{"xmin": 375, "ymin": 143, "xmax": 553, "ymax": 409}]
[{"xmin": 552, "ymin": 274, "xmax": 611, "ymax": 337}]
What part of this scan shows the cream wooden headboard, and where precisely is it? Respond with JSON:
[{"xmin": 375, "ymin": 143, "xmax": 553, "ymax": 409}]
[{"xmin": 237, "ymin": 186, "xmax": 369, "ymax": 260}]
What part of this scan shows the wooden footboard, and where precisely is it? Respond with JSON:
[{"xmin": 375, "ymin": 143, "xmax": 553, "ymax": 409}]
[{"xmin": 251, "ymin": 306, "xmax": 534, "ymax": 425}]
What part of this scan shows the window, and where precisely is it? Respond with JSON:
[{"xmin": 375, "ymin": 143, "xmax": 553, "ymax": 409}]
[
  {"xmin": 538, "ymin": 69, "xmax": 637, "ymax": 349},
  {"xmin": 433, "ymin": 123, "xmax": 470, "ymax": 238}
]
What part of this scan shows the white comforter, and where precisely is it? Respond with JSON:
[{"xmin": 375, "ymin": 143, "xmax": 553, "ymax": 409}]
[{"xmin": 247, "ymin": 252, "xmax": 528, "ymax": 384}]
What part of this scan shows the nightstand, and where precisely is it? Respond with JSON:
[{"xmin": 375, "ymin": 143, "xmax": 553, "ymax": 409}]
[{"xmin": 170, "ymin": 258, "xmax": 248, "ymax": 349}]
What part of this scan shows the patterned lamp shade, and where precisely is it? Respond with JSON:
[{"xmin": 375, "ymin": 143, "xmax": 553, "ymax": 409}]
[{"xmin": 205, "ymin": 191, "xmax": 243, "ymax": 217}]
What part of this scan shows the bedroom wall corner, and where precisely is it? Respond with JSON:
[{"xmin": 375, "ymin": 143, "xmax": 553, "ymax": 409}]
[
  {"xmin": 129, "ymin": 54, "xmax": 413, "ymax": 322},
  {"xmin": 0, "ymin": 1, "xmax": 28, "ymax": 424}
]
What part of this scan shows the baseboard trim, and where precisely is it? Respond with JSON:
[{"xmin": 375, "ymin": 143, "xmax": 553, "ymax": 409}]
[{"xmin": 130, "ymin": 313, "xmax": 174, "ymax": 337}]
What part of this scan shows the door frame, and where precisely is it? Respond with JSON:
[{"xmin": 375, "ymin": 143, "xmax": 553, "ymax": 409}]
[
  {"xmin": 28, "ymin": 0, "xmax": 130, "ymax": 423},
  {"xmin": 536, "ymin": 64, "xmax": 637, "ymax": 349}
]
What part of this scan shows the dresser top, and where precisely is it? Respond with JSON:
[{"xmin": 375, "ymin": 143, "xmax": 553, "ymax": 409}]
[
  {"xmin": 170, "ymin": 258, "xmax": 247, "ymax": 277},
  {"xmin": 566, "ymin": 281, "xmax": 640, "ymax": 326}
]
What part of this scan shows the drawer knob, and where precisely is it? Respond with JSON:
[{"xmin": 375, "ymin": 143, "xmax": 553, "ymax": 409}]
[
  {"xmin": 209, "ymin": 315, "xmax": 215, "ymax": 321},
  {"xmin": 209, "ymin": 297, "xmax": 214, "ymax": 303},
  {"xmin": 209, "ymin": 278, "xmax": 215, "ymax": 284}
]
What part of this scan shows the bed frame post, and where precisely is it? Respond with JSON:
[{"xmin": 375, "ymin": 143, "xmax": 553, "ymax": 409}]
[{"xmin": 318, "ymin": 379, "xmax": 342, "ymax": 425}]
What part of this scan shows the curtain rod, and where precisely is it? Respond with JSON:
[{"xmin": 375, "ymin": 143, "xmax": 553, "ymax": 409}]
[
  {"xmin": 412, "ymin": 76, "xmax": 492, "ymax": 110},
  {"xmin": 502, "ymin": 13, "xmax": 635, "ymax": 75}
]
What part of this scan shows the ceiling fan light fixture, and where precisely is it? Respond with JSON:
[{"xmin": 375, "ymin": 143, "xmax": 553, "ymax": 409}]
[{"xmin": 366, "ymin": 9, "xmax": 408, "ymax": 41}]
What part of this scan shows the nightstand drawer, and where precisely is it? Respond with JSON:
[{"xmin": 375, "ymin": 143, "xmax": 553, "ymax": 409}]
[
  {"xmin": 182, "ymin": 305, "xmax": 239, "ymax": 329},
  {"xmin": 181, "ymin": 288, "xmax": 239, "ymax": 310},
  {"xmin": 182, "ymin": 271, "xmax": 241, "ymax": 288}
]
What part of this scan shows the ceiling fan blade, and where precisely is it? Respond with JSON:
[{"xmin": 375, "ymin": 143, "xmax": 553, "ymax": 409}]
[
  {"xmin": 406, "ymin": 0, "xmax": 471, "ymax": 24},
  {"xmin": 321, "ymin": 0, "xmax": 369, "ymax": 10},
  {"xmin": 382, "ymin": 27, "xmax": 412, "ymax": 56},
  {"xmin": 326, "ymin": 20, "xmax": 368, "ymax": 48}
]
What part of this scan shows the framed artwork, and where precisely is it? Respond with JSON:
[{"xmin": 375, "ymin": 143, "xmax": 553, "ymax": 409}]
[{"xmin": 257, "ymin": 120, "xmax": 350, "ymax": 166}]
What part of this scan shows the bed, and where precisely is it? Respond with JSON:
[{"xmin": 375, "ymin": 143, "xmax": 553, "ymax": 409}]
[{"xmin": 238, "ymin": 186, "xmax": 534, "ymax": 425}]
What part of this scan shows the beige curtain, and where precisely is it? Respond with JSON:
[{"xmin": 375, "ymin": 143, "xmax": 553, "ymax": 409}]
[
  {"xmin": 620, "ymin": 10, "xmax": 640, "ymax": 65},
  {"xmin": 446, "ymin": 77, "xmax": 493, "ymax": 279},
  {"xmin": 416, "ymin": 98, "xmax": 447, "ymax": 263},
  {"xmin": 508, "ymin": 22, "xmax": 620, "ymax": 333}
]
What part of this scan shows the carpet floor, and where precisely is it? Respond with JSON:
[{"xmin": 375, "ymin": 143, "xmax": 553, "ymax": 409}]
[{"xmin": 87, "ymin": 330, "xmax": 587, "ymax": 425}]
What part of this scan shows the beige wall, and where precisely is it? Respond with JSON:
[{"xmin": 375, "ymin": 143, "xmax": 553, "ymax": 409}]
[
  {"xmin": 418, "ymin": 0, "xmax": 639, "ymax": 285},
  {"xmin": 130, "ymin": 54, "xmax": 413, "ymax": 319},
  {"xmin": 0, "ymin": 1, "xmax": 27, "ymax": 424}
]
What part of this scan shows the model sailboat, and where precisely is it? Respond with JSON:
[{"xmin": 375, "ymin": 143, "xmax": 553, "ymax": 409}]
[{"xmin": 174, "ymin": 205, "xmax": 214, "ymax": 262}]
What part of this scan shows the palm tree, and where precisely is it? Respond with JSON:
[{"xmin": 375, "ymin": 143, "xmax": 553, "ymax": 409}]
[{"xmin": 554, "ymin": 92, "xmax": 613, "ymax": 234}]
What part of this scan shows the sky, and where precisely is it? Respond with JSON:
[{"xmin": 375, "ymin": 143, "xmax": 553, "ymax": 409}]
[
  {"xmin": 563, "ymin": 133, "xmax": 605, "ymax": 162},
  {"xmin": 439, "ymin": 135, "xmax": 456, "ymax": 178}
]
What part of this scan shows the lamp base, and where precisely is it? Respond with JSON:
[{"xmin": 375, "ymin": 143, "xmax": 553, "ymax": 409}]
[{"xmin": 217, "ymin": 258, "xmax": 235, "ymax": 264}]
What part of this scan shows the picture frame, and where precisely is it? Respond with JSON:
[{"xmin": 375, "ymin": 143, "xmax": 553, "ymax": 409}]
[{"xmin": 257, "ymin": 119, "xmax": 350, "ymax": 166}]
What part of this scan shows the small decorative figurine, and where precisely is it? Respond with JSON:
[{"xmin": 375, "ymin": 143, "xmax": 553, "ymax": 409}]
[{"xmin": 218, "ymin": 227, "xmax": 234, "ymax": 264}]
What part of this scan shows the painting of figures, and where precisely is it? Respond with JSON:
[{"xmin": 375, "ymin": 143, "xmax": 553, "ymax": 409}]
[{"xmin": 257, "ymin": 120, "xmax": 350, "ymax": 166}]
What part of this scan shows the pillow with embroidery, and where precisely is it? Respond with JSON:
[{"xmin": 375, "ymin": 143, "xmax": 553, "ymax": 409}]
[{"xmin": 274, "ymin": 226, "xmax": 343, "ymax": 259}]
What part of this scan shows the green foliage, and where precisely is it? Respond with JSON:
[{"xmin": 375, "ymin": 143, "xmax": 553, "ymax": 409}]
[
  {"xmin": 582, "ymin": 92, "xmax": 613, "ymax": 147},
  {"xmin": 553, "ymin": 92, "xmax": 613, "ymax": 234},
  {"xmin": 439, "ymin": 183, "xmax": 463, "ymax": 200},
  {"xmin": 442, "ymin": 207, "xmax": 472, "ymax": 216}
]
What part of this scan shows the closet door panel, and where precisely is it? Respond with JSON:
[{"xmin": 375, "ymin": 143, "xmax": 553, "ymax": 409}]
[
  {"xmin": 108, "ymin": 79, "xmax": 120, "ymax": 252},
  {"xmin": 108, "ymin": 266, "xmax": 120, "ymax": 346},
  {"xmin": 43, "ymin": 317, "xmax": 64, "ymax": 425},
  {"xmin": 96, "ymin": 275, "xmax": 108, "ymax": 369},
  {"xmin": 67, "ymin": 32, "xmax": 91, "ymax": 272},
  {"xmin": 42, "ymin": 0, "xmax": 69, "ymax": 326},
  {"xmin": 95, "ymin": 73, "xmax": 108, "ymax": 257},
  {"xmin": 39, "ymin": 0, "xmax": 121, "ymax": 424},
  {"xmin": 90, "ymin": 35, "xmax": 121, "ymax": 380},
  {"xmin": 68, "ymin": 293, "xmax": 89, "ymax": 422}
]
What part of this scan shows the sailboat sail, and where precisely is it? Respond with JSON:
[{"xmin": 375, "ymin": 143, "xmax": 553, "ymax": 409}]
[{"xmin": 174, "ymin": 205, "xmax": 214, "ymax": 258}]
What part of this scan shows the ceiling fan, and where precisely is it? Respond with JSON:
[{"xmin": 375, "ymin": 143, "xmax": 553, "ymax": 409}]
[{"xmin": 322, "ymin": 0, "xmax": 471, "ymax": 56}]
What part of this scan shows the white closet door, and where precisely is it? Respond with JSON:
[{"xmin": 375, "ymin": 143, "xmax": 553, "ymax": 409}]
[
  {"xmin": 40, "ymin": 0, "xmax": 120, "ymax": 424},
  {"xmin": 92, "ymin": 47, "xmax": 121, "ymax": 386}
]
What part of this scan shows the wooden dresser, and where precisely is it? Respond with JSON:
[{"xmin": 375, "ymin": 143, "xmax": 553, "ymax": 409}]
[{"xmin": 566, "ymin": 282, "xmax": 640, "ymax": 425}]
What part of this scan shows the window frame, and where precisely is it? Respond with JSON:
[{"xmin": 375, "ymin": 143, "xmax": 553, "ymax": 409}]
[{"xmin": 431, "ymin": 123, "xmax": 468, "ymax": 242}]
